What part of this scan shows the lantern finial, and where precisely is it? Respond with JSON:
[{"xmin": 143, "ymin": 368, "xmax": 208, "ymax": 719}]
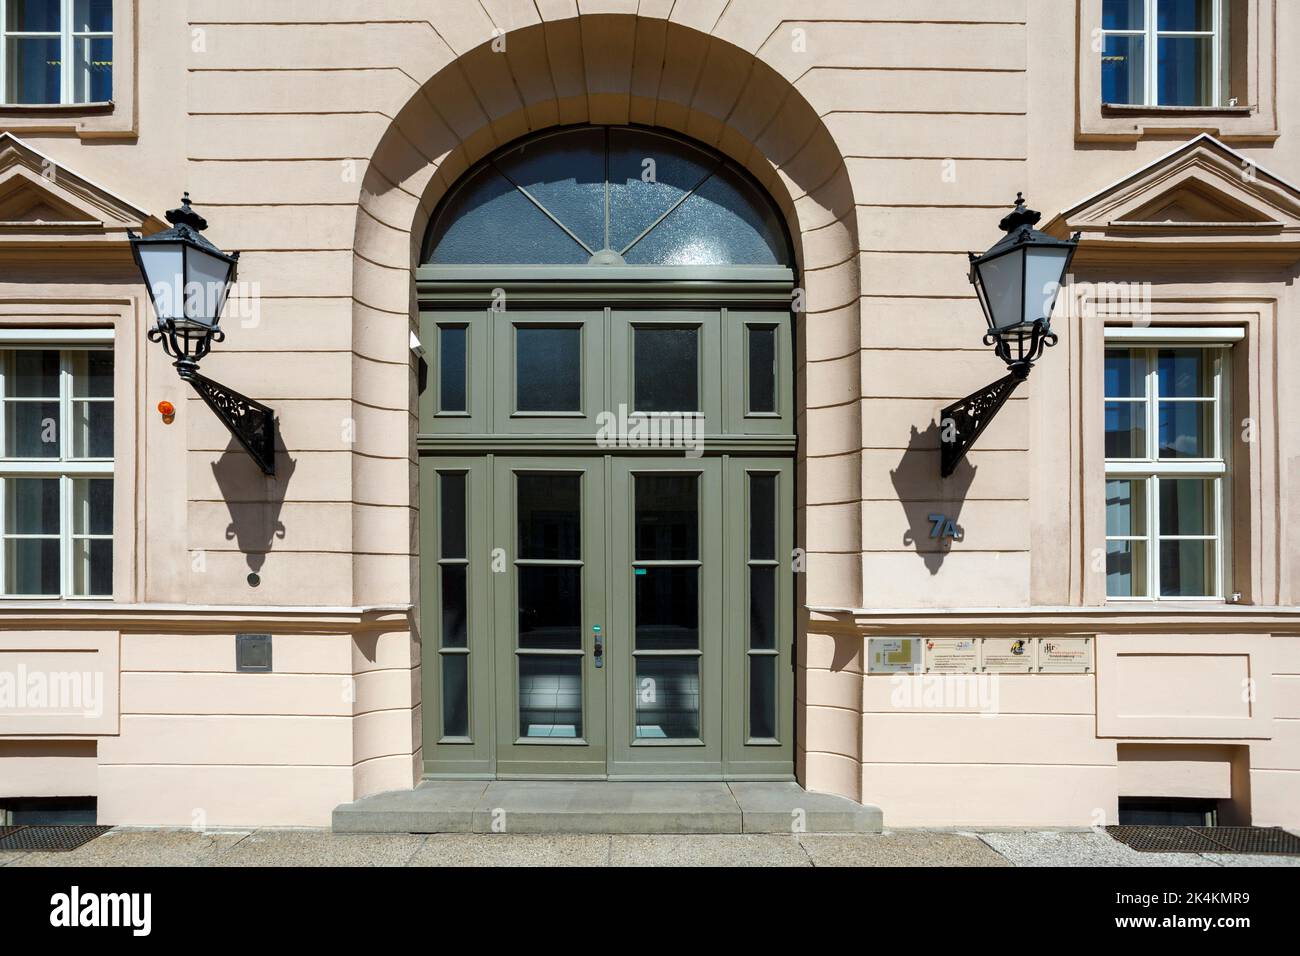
[
  {"xmin": 165, "ymin": 192, "xmax": 208, "ymax": 233},
  {"xmin": 998, "ymin": 192, "xmax": 1041, "ymax": 233}
]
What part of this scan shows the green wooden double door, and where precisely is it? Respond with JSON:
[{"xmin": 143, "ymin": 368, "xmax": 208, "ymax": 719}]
[{"xmin": 423, "ymin": 453, "xmax": 793, "ymax": 778}]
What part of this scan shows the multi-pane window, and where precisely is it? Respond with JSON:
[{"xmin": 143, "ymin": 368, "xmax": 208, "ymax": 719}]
[
  {"xmin": 0, "ymin": 342, "xmax": 113, "ymax": 597},
  {"xmin": 1101, "ymin": 0, "xmax": 1229, "ymax": 107},
  {"xmin": 1105, "ymin": 344, "xmax": 1227, "ymax": 599},
  {"xmin": 1, "ymin": 0, "xmax": 112, "ymax": 105}
]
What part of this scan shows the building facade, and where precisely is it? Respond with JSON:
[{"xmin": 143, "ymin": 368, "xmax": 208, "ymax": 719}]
[{"xmin": 1, "ymin": 0, "xmax": 1298, "ymax": 829}]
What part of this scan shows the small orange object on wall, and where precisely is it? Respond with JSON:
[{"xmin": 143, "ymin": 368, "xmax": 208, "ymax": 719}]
[{"xmin": 157, "ymin": 400, "xmax": 175, "ymax": 425}]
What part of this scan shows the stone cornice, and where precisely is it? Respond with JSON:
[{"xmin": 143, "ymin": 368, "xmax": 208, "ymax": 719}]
[
  {"xmin": 807, "ymin": 604, "xmax": 1300, "ymax": 635},
  {"xmin": 0, "ymin": 602, "xmax": 414, "ymax": 634}
]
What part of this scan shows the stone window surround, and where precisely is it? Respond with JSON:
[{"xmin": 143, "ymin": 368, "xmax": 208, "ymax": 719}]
[
  {"xmin": 0, "ymin": 0, "xmax": 136, "ymax": 139},
  {"xmin": 1079, "ymin": 300, "xmax": 1279, "ymax": 608},
  {"xmin": 1076, "ymin": 0, "xmax": 1278, "ymax": 143},
  {"xmin": 1100, "ymin": 329, "xmax": 1234, "ymax": 603},
  {"xmin": 0, "ymin": 303, "xmax": 139, "ymax": 603}
]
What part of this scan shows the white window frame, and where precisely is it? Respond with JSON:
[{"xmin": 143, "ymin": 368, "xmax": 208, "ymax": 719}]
[
  {"xmin": 1101, "ymin": 0, "xmax": 1225, "ymax": 107},
  {"xmin": 0, "ymin": 330, "xmax": 114, "ymax": 600},
  {"xmin": 0, "ymin": 0, "xmax": 113, "ymax": 106},
  {"xmin": 1103, "ymin": 328, "xmax": 1237, "ymax": 602}
]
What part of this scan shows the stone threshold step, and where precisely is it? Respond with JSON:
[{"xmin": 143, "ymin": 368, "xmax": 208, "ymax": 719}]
[{"xmin": 333, "ymin": 781, "xmax": 883, "ymax": 835}]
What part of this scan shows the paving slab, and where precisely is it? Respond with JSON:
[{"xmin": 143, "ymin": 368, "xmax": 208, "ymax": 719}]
[
  {"xmin": 473, "ymin": 781, "xmax": 741, "ymax": 833},
  {"xmin": 214, "ymin": 830, "xmax": 428, "ymax": 867},
  {"xmin": 798, "ymin": 831, "xmax": 1012, "ymax": 867},
  {"xmin": 408, "ymin": 834, "xmax": 610, "ymax": 867},
  {"xmin": 333, "ymin": 780, "xmax": 489, "ymax": 833},
  {"xmin": 4, "ymin": 829, "xmax": 246, "ymax": 868},
  {"xmin": 974, "ymin": 830, "xmax": 1220, "ymax": 867},
  {"xmin": 729, "ymin": 782, "xmax": 882, "ymax": 833},
  {"xmin": 610, "ymin": 834, "xmax": 812, "ymax": 867}
]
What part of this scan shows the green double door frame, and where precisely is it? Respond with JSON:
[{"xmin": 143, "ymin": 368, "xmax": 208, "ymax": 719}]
[{"xmin": 418, "ymin": 270, "xmax": 796, "ymax": 781}]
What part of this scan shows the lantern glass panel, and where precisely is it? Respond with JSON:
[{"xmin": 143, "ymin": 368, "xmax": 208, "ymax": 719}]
[
  {"xmin": 1023, "ymin": 245, "xmax": 1072, "ymax": 327},
  {"xmin": 976, "ymin": 249, "xmax": 1024, "ymax": 332},
  {"xmin": 136, "ymin": 243, "xmax": 185, "ymax": 323},
  {"xmin": 183, "ymin": 245, "xmax": 234, "ymax": 329}
]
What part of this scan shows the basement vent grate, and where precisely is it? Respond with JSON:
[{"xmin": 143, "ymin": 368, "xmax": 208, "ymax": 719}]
[
  {"xmin": 0, "ymin": 825, "xmax": 114, "ymax": 852},
  {"xmin": 1107, "ymin": 825, "xmax": 1300, "ymax": 855}
]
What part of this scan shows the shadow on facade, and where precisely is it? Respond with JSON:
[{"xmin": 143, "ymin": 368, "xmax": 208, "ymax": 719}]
[
  {"xmin": 890, "ymin": 421, "xmax": 976, "ymax": 575},
  {"xmin": 209, "ymin": 436, "xmax": 296, "ymax": 582}
]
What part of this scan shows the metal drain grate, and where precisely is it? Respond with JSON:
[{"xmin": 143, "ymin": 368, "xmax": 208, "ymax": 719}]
[
  {"xmin": 1107, "ymin": 825, "xmax": 1300, "ymax": 856},
  {"xmin": 0, "ymin": 825, "xmax": 113, "ymax": 852},
  {"xmin": 1190, "ymin": 826, "xmax": 1300, "ymax": 855},
  {"xmin": 1107, "ymin": 826, "xmax": 1222, "ymax": 853}
]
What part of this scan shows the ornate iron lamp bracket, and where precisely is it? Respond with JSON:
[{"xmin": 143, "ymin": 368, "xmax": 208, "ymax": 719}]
[
  {"xmin": 939, "ymin": 319, "xmax": 1057, "ymax": 477},
  {"xmin": 939, "ymin": 372, "xmax": 1022, "ymax": 479},
  {"xmin": 185, "ymin": 371, "xmax": 277, "ymax": 476}
]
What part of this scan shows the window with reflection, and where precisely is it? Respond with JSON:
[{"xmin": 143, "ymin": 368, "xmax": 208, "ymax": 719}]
[
  {"xmin": 422, "ymin": 126, "xmax": 792, "ymax": 268},
  {"xmin": 1, "ymin": 0, "xmax": 113, "ymax": 105},
  {"xmin": 1104, "ymin": 343, "xmax": 1227, "ymax": 599},
  {"xmin": 1100, "ymin": 0, "xmax": 1238, "ymax": 107},
  {"xmin": 0, "ymin": 343, "xmax": 113, "ymax": 597}
]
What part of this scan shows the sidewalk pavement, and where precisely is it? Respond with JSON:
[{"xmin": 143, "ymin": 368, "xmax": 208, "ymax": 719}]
[{"xmin": 2, "ymin": 828, "xmax": 1298, "ymax": 867}]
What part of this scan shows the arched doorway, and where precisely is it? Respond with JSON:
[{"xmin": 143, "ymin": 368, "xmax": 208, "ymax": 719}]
[{"xmin": 418, "ymin": 125, "xmax": 796, "ymax": 780}]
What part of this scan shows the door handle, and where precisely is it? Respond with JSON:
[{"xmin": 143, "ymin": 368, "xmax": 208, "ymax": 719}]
[{"xmin": 593, "ymin": 625, "xmax": 604, "ymax": 668}]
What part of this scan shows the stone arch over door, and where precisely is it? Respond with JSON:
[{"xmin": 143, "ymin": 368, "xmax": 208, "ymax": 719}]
[{"xmin": 350, "ymin": 12, "xmax": 864, "ymax": 798}]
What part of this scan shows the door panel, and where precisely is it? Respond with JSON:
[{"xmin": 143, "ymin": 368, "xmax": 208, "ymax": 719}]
[
  {"xmin": 491, "ymin": 311, "xmax": 605, "ymax": 435},
  {"xmin": 493, "ymin": 457, "xmax": 607, "ymax": 776},
  {"xmin": 607, "ymin": 457, "xmax": 724, "ymax": 777},
  {"xmin": 609, "ymin": 310, "xmax": 722, "ymax": 436},
  {"xmin": 420, "ymin": 456, "xmax": 495, "ymax": 777},
  {"xmin": 722, "ymin": 457, "xmax": 795, "ymax": 778}
]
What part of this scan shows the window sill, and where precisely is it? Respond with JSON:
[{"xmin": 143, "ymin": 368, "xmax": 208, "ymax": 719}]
[
  {"xmin": 1101, "ymin": 103, "xmax": 1255, "ymax": 116},
  {"xmin": 1104, "ymin": 598, "xmax": 1228, "ymax": 607},
  {"xmin": 0, "ymin": 101, "xmax": 114, "ymax": 114},
  {"xmin": 0, "ymin": 97, "xmax": 133, "ymax": 139},
  {"xmin": 1080, "ymin": 101, "xmax": 1279, "ymax": 144}
]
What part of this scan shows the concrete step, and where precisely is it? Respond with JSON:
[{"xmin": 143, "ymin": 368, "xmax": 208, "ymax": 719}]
[{"xmin": 333, "ymin": 781, "xmax": 883, "ymax": 835}]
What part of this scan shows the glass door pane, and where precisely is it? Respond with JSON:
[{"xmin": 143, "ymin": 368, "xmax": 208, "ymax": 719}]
[
  {"xmin": 493, "ymin": 457, "xmax": 606, "ymax": 776},
  {"xmin": 633, "ymin": 474, "xmax": 701, "ymax": 739},
  {"xmin": 608, "ymin": 458, "xmax": 723, "ymax": 777}
]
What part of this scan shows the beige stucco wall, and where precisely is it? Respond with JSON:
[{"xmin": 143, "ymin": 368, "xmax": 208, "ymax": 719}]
[{"xmin": 0, "ymin": 0, "xmax": 1297, "ymax": 828}]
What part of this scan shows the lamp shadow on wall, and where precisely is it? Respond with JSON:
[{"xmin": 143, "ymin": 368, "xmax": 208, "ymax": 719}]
[
  {"xmin": 210, "ymin": 435, "xmax": 296, "ymax": 584},
  {"xmin": 889, "ymin": 420, "xmax": 976, "ymax": 575}
]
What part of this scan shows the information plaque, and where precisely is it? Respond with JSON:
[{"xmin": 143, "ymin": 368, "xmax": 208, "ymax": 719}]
[
  {"xmin": 923, "ymin": 638, "xmax": 979, "ymax": 673},
  {"xmin": 980, "ymin": 636, "xmax": 1037, "ymax": 673},
  {"xmin": 1039, "ymin": 636, "xmax": 1094, "ymax": 673},
  {"xmin": 867, "ymin": 637, "xmax": 921, "ymax": 674}
]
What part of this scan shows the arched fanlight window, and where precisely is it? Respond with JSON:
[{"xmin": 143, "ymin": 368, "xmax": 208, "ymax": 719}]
[{"xmin": 422, "ymin": 126, "xmax": 793, "ymax": 267}]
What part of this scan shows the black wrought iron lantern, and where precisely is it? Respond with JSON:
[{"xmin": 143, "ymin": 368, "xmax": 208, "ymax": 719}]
[
  {"xmin": 968, "ymin": 193, "xmax": 1079, "ymax": 378},
  {"xmin": 940, "ymin": 194, "xmax": 1080, "ymax": 477},
  {"xmin": 130, "ymin": 194, "xmax": 239, "ymax": 379},
  {"xmin": 130, "ymin": 195, "xmax": 277, "ymax": 475}
]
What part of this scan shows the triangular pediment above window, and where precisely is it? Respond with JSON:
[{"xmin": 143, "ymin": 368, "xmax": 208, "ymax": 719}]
[
  {"xmin": 1046, "ymin": 134, "xmax": 1300, "ymax": 265},
  {"xmin": 0, "ymin": 132, "xmax": 160, "ymax": 250}
]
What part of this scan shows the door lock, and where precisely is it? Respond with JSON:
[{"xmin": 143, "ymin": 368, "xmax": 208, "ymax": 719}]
[{"xmin": 593, "ymin": 625, "xmax": 604, "ymax": 668}]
